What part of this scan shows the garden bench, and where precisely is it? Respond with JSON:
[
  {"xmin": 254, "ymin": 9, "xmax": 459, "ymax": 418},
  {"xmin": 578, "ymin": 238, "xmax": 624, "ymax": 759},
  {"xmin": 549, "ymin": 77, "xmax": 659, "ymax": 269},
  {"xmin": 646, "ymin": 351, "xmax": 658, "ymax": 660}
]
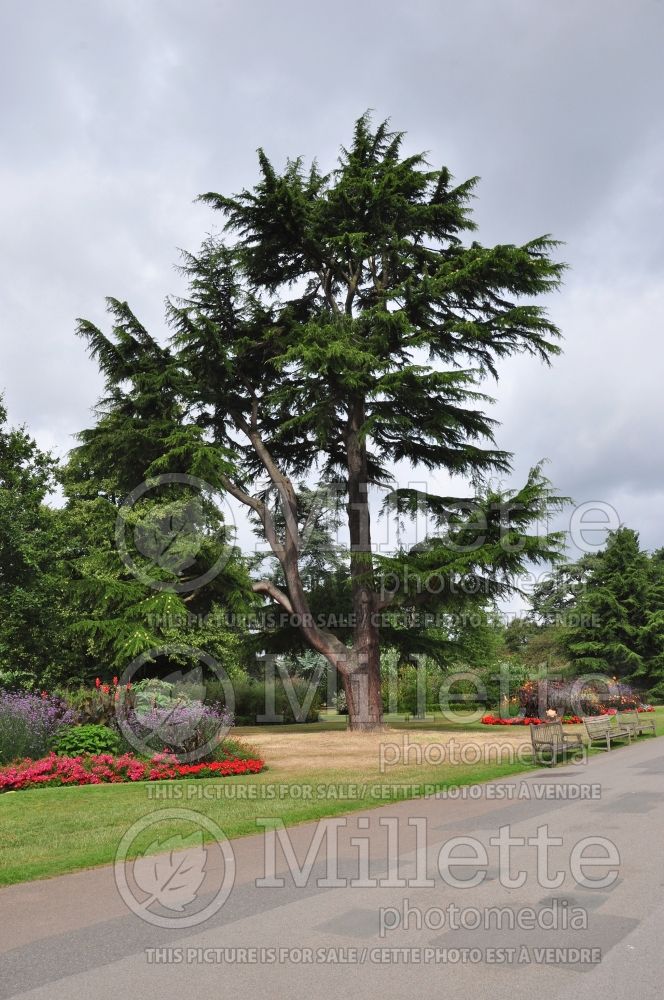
[
  {"xmin": 617, "ymin": 710, "xmax": 656, "ymax": 738},
  {"xmin": 530, "ymin": 721, "xmax": 584, "ymax": 766},
  {"xmin": 582, "ymin": 715, "xmax": 632, "ymax": 751}
]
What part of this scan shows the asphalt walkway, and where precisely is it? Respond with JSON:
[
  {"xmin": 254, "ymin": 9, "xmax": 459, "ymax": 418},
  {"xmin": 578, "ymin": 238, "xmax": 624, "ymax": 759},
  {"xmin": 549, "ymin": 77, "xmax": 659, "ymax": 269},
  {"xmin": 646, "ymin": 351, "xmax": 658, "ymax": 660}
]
[{"xmin": 1, "ymin": 736, "xmax": 662, "ymax": 999}]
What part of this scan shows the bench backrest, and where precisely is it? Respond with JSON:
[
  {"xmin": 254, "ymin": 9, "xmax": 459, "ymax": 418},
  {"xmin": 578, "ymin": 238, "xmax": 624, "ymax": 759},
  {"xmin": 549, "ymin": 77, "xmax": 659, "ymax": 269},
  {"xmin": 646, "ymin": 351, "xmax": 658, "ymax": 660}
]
[
  {"xmin": 617, "ymin": 710, "xmax": 638, "ymax": 726},
  {"xmin": 583, "ymin": 715, "xmax": 615, "ymax": 736},
  {"xmin": 530, "ymin": 721, "xmax": 565, "ymax": 746}
]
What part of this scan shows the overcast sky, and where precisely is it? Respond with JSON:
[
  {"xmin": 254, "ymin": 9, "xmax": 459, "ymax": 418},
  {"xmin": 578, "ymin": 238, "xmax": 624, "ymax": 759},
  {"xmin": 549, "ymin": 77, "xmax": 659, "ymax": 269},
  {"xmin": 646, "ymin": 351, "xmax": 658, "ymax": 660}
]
[{"xmin": 1, "ymin": 0, "xmax": 663, "ymax": 565}]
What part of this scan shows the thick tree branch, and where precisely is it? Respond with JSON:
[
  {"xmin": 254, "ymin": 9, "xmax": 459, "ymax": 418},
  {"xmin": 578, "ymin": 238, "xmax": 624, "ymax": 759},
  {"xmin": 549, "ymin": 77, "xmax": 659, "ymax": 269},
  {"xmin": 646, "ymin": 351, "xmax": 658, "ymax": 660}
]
[
  {"xmin": 219, "ymin": 472, "xmax": 284, "ymax": 560},
  {"xmin": 252, "ymin": 579, "xmax": 294, "ymax": 614},
  {"xmin": 235, "ymin": 411, "xmax": 300, "ymax": 545},
  {"xmin": 228, "ymin": 420, "xmax": 353, "ymax": 669},
  {"xmin": 344, "ymin": 262, "xmax": 363, "ymax": 314},
  {"xmin": 318, "ymin": 267, "xmax": 341, "ymax": 315}
]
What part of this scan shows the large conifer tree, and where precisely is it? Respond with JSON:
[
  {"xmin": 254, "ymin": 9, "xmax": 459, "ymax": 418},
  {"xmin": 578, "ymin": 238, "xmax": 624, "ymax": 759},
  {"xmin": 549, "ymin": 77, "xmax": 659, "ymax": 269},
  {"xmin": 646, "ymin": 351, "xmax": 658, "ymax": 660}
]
[
  {"xmin": 567, "ymin": 527, "xmax": 664, "ymax": 687},
  {"xmin": 80, "ymin": 114, "xmax": 566, "ymax": 729}
]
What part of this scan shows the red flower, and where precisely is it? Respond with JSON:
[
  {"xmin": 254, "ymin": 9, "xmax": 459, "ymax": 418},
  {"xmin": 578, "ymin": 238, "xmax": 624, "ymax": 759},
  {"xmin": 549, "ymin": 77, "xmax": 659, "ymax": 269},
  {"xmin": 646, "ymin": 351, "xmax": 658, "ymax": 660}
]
[
  {"xmin": 95, "ymin": 678, "xmax": 101, "ymax": 688},
  {"xmin": 0, "ymin": 750, "xmax": 265, "ymax": 792},
  {"xmin": 482, "ymin": 713, "xmax": 547, "ymax": 726}
]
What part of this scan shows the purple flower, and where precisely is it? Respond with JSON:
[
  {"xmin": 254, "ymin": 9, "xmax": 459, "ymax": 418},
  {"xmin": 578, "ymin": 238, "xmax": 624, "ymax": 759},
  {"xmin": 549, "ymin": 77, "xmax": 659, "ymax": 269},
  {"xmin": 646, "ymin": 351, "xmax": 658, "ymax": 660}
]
[
  {"xmin": 119, "ymin": 701, "xmax": 233, "ymax": 760},
  {"xmin": 0, "ymin": 691, "xmax": 74, "ymax": 764}
]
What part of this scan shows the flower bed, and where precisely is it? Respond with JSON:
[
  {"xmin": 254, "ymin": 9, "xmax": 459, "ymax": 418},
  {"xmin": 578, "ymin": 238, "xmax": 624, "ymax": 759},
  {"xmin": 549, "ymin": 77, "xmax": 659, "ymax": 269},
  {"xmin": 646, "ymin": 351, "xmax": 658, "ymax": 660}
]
[
  {"xmin": 481, "ymin": 714, "xmax": 583, "ymax": 726},
  {"xmin": 0, "ymin": 751, "xmax": 265, "ymax": 792},
  {"xmin": 64, "ymin": 677, "xmax": 236, "ymax": 759},
  {"xmin": 482, "ymin": 706, "xmax": 654, "ymax": 725},
  {"xmin": 481, "ymin": 715, "xmax": 544, "ymax": 726},
  {"xmin": 516, "ymin": 679, "xmax": 651, "ymax": 719},
  {"xmin": 0, "ymin": 691, "xmax": 73, "ymax": 765}
]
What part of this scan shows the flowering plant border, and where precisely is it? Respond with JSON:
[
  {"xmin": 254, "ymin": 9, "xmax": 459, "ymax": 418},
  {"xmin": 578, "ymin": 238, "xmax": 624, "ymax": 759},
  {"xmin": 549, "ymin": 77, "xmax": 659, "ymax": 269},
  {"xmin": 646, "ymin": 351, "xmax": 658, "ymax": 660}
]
[
  {"xmin": 481, "ymin": 714, "xmax": 583, "ymax": 726},
  {"xmin": 481, "ymin": 705, "xmax": 654, "ymax": 725},
  {"xmin": 0, "ymin": 751, "xmax": 264, "ymax": 792}
]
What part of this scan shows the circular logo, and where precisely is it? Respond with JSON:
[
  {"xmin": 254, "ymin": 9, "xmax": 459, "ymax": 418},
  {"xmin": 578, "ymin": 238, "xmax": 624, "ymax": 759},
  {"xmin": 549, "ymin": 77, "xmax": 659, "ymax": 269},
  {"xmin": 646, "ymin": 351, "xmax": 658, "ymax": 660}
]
[
  {"xmin": 114, "ymin": 808, "xmax": 235, "ymax": 928},
  {"xmin": 115, "ymin": 473, "xmax": 236, "ymax": 593},
  {"xmin": 116, "ymin": 646, "xmax": 235, "ymax": 763}
]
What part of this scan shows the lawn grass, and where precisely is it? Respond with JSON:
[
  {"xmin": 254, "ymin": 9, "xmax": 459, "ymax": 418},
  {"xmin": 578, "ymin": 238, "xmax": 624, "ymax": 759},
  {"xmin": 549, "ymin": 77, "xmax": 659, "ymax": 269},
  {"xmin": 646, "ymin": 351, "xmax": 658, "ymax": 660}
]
[
  {"xmin": 246, "ymin": 710, "xmax": 492, "ymax": 734},
  {"xmin": 1, "ymin": 709, "xmax": 662, "ymax": 888}
]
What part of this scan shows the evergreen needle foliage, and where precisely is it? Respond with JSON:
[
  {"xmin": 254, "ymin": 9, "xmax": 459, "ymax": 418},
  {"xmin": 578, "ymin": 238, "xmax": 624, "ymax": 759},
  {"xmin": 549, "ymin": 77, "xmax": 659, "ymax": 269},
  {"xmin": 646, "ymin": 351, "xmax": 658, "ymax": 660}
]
[{"xmin": 75, "ymin": 113, "xmax": 567, "ymax": 728}]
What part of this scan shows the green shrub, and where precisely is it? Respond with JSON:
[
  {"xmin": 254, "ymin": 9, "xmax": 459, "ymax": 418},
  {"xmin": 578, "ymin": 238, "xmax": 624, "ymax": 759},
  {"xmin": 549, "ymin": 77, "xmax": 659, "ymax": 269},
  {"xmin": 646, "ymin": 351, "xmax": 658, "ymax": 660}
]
[
  {"xmin": 53, "ymin": 724, "xmax": 122, "ymax": 757},
  {"xmin": 131, "ymin": 677, "xmax": 188, "ymax": 711},
  {"xmin": 645, "ymin": 681, "xmax": 664, "ymax": 704},
  {"xmin": 381, "ymin": 662, "xmax": 445, "ymax": 715},
  {"xmin": 0, "ymin": 668, "xmax": 38, "ymax": 692},
  {"xmin": 206, "ymin": 675, "xmax": 322, "ymax": 724}
]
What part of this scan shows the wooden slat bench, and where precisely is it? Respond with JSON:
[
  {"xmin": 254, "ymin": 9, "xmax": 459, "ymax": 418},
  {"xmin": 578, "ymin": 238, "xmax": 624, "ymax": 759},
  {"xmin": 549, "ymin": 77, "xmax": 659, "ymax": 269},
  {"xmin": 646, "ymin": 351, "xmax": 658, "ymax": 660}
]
[
  {"xmin": 583, "ymin": 715, "xmax": 632, "ymax": 751},
  {"xmin": 617, "ymin": 710, "xmax": 657, "ymax": 738},
  {"xmin": 530, "ymin": 720, "xmax": 584, "ymax": 766}
]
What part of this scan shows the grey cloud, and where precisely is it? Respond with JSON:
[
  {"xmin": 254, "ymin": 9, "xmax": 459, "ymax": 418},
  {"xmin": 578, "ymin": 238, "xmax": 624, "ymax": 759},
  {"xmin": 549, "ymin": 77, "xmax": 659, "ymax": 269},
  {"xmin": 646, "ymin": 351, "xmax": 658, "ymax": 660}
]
[{"xmin": 0, "ymin": 0, "xmax": 662, "ymax": 553}]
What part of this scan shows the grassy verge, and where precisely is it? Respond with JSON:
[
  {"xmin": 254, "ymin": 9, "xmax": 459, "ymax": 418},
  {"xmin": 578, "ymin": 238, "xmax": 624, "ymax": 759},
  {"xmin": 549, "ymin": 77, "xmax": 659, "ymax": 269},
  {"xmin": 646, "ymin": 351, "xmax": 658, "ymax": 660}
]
[{"xmin": 1, "ymin": 709, "xmax": 662, "ymax": 887}]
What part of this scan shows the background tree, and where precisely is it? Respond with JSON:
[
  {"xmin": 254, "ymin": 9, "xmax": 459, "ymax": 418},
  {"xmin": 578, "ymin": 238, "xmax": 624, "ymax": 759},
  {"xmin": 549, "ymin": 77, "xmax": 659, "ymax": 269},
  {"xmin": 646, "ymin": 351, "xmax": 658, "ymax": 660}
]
[
  {"xmin": 59, "ymin": 302, "xmax": 252, "ymax": 681},
  {"xmin": 502, "ymin": 616, "xmax": 570, "ymax": 676},
  {"xmin": 0, "ymin": 396, "xmax": 67, "ymax": 686},
  {"xmin": 528, "ymin": 559, "xmax": 595, "ymax": 626},
  {"xmin": 498, "ymin": 560, "xmax": 598, "ymax": 677},
  {"xmin": 80, "ymin": 113, "xmax": 567, "ymax": 729},
  {"xmin": 566, "ymin": 527, "xmax": 664, "ymax": 689},
  {"xmin": 643, "ymin": 547, "xmax": 664, "ymax": 694}
]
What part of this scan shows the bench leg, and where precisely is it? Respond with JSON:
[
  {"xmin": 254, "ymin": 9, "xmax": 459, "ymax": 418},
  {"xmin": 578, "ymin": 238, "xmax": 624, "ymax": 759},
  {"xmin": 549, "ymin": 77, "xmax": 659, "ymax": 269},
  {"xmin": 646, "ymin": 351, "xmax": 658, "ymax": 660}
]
[{"xmin": 536, "ymin": 748, "xmax": 555, "ymax": 767}]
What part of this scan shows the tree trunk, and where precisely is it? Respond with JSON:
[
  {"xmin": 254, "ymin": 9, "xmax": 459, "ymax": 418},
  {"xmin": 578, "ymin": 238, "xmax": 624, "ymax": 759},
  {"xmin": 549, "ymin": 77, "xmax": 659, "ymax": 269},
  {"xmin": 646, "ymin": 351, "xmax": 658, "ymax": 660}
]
[
  {"xmin": 345, "ymin": 398, "xmax": 384, "ymax": 731},
  {"xmin": 343, "ymin": 639, "xmax": 384, "ymax": 731}
]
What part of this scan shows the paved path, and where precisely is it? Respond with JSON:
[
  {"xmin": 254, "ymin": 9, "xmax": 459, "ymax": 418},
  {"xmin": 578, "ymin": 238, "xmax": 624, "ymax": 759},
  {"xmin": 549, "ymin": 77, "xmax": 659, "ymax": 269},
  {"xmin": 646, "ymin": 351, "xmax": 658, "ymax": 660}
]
[{"xmin": 1, "ymin": 737, "xmax": 663, "ymax": 999}]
